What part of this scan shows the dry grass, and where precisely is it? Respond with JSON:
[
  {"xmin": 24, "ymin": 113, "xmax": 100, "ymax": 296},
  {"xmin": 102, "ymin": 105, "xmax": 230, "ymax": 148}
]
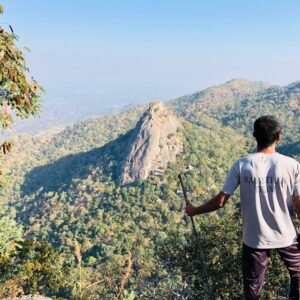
[{"xmin": 117, "ymin": 251, "xmax": 133, "ymax": 300}]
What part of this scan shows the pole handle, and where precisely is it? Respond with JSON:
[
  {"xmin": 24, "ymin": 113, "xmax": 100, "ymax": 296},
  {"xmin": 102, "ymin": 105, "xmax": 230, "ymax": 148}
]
[{"xmin": 178, "ymin": 174, "xmax": 189, "ymax": 206}]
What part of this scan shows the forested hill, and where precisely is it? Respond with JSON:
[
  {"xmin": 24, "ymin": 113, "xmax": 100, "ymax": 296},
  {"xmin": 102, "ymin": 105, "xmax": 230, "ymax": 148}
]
[
  {"xmin": 2, "ymin": 79, "xmax": 300, "ymax": 299},
  {"xmin": 170, "ymin": 78, "xmax": 273, "ymax": 116},
  {"xmin": 171, "ymin": 78, "xmax": 300, "ymax": 149}
]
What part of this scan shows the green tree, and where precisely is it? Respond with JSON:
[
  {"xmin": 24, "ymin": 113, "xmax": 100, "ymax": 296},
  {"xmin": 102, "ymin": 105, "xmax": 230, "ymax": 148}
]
[
  {"xmin": 0, "ymin": 215, "xmax": 23, "ymax": 258},
  {"xmin": 0, "ymin": 3, "xmax": 43, "ymax": 258},
  {"xmin": 0, "ymin": 240, "xmax": 69, "ymax": 297},
  {"xmin": 0, "ymin": 4, "xmax": 43, "ymax": 157}
]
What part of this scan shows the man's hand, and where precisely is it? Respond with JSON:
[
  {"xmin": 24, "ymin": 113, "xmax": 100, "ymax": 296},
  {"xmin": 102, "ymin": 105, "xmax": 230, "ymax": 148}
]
[{"xmin": 185, "ymin": 201, "xmax": 198, "ymax": 217}]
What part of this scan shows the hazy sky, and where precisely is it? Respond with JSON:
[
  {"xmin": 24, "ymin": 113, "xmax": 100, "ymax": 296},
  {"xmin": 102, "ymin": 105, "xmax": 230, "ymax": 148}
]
[{"xmin": 1, "ymin": 1, "xmax": 300, "ymax": 106}]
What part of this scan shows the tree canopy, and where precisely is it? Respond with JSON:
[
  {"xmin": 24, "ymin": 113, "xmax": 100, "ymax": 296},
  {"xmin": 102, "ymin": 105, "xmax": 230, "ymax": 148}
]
[
  {"xmin": 0, "ymin": 3, "xmax": 43, "ymax": 264},
  {"xmin": 0, "ymin": 4, "xmax": 43, "ymax": 155}
]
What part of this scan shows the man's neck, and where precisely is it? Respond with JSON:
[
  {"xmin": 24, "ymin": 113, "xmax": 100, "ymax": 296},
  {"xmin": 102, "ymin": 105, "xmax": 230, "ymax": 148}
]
[{"xmin": 257, "ymin": 144, "xmax": 277, "ymax": 154}]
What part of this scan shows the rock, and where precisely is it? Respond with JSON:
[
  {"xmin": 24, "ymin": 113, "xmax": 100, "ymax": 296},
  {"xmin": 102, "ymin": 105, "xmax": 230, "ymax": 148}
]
[{"xmin": 120, "ymin": 100, "xmax": 183, "ymax": 184}]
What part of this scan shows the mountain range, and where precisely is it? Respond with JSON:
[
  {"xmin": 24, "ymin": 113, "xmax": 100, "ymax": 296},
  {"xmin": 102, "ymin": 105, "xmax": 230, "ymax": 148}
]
[{"xmin": 2, "ymin": 78, "xmax": 300, "ymax": 298}]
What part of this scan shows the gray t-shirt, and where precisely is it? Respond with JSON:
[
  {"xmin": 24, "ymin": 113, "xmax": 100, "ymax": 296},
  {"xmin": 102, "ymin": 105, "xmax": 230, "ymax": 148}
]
[{"xmin": 222, "ymin": 152, "xmax": 300, "ymax": 249}]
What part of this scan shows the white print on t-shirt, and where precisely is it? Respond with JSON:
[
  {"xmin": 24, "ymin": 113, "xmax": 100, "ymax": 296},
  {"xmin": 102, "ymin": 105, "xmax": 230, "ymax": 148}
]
[{"xmin": 244, "ymin": 176, "xmax": 287, "ymax": 193}]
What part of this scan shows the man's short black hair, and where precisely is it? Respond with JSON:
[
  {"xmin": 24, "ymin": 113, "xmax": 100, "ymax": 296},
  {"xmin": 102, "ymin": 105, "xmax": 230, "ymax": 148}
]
[{"xmin": 253, "ymin": 116, "xmax": 282, "ymax": 149}]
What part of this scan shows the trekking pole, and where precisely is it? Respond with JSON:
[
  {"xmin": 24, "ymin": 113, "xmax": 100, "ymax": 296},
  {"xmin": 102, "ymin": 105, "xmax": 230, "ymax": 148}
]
[{"xmin": 178, "ymin": 174, "xmax": 214, "ymax": 300}]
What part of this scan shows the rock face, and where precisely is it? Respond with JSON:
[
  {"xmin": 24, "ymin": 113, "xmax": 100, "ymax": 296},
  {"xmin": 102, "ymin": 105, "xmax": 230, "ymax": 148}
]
[{"xmin": 120, "ymin": 100, "xmax": 183, "ymax": 184}]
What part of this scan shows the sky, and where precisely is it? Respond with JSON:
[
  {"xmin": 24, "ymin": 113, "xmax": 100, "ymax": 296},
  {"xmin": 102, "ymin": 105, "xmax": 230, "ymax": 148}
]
[{"xmin": 1, "ymin": 0, "xmax": 300, "ymax": 107}]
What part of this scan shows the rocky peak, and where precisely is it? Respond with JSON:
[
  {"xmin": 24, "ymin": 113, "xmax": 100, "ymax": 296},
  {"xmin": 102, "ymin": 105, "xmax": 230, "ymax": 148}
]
[{"xmin": 120, "ymin": 100, "xmax": 183, "ymax": 184}]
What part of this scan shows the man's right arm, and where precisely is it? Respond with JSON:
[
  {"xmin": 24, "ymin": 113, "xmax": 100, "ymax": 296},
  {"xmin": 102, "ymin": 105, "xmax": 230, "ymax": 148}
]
[
  {"xmin": 185, "ymin": 192, "xmax": 231, "ymax": 217},
  {"xmin": 185, "ymin": 159, "xmax": 240, "ymax": 217}
]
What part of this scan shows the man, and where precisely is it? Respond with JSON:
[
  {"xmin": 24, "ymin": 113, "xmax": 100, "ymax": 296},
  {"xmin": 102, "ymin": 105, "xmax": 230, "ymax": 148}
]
[{"xmin": 185, "ymin": 115, "xmax": 300, "ymax": 300}]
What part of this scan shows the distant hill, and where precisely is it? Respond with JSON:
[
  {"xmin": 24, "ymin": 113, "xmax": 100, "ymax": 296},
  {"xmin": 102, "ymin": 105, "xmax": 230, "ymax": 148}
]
[
  {"xmin": 170, "ymin": 79, "xmax": 300, "ymax": 150},
  {"xmin": 170, "ymin": 78, "xmax": 273, "ymax": 116},
  {"xmin": 11, "ymin": 101, "xmax": 137, "ymax": 135}
]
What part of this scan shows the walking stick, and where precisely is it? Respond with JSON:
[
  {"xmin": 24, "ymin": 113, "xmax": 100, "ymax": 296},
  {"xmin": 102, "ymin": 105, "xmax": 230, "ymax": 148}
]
[{"xmin": 178, "ymin": 174, "xmax": 214, "ymax": 300}]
